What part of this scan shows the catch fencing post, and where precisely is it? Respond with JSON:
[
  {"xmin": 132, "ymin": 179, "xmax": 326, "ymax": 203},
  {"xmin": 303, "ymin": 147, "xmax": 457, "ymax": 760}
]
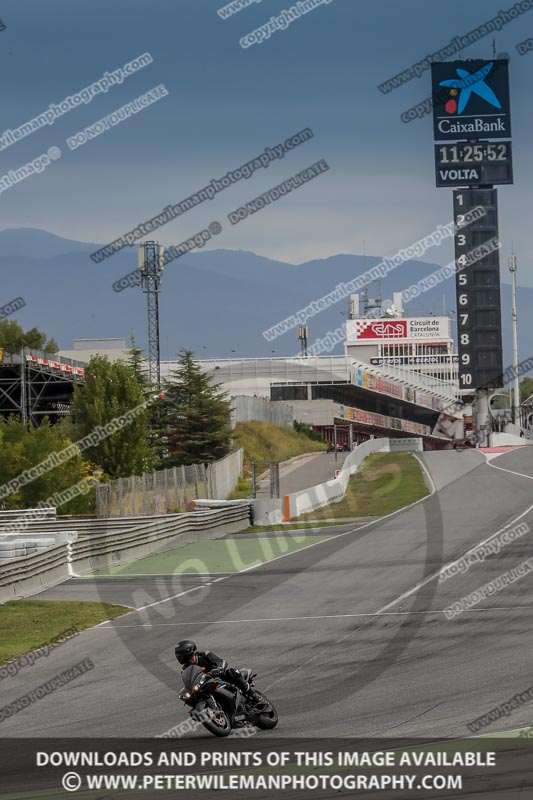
[
  {"xmin": 173, "ymin": 467, "xmax": 179, "ymax": 509},
  {"xmin": 181, "ymin": 465, "xmax": 187, "ymax": 508},
  {"xmin": 164, "ymin": 468, "xmax": 170, "ymax": 513},
  {"xmin": 142, "ymin": 472, "xmax": 147, "ymax": 516},
  {"xmin": 95, "ymin": 481, "xmax": 101, "ymax": 518},
  {"xmin": 118, "ymin": 477, "xmax": 124, "ymax": 517}
]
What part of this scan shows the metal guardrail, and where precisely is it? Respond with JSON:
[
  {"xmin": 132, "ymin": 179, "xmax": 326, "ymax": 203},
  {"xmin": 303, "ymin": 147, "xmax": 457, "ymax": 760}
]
[
  {"xmin": 70, "ymin": 505, "xmax": 250, "ymax": 566},
  {"xmin": 0, "ymin": 505, "xmax": 251, "ymax": 604},
  {"xmin": 0, "ymin": 508, "xmax": 56, "ymax": 523}
]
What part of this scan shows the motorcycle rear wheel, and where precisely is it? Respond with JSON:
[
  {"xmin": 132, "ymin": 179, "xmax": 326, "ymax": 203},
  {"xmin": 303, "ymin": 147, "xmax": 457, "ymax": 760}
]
[{"xmin": 250, "ymin": 691, "xmax": 278, "ymax": 729}]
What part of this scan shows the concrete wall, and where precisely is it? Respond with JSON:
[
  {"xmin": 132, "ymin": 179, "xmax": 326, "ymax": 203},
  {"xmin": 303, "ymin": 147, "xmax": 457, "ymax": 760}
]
[
  {"xmin": 290, "ymin": 399, "xmax": 336, "ymax": 425},
  {"xmin": 345, "ymin": 343, "xmax": 378, "ymax": 362},
  {"xmin": 231, "ymin": 395, "xmax": 293, "ymax": 428},
  {"xmin": 252, "ymin": 499, "xmax": 284, "ymax": 526},
  {"xmin": 491, "ymin": 432, "xmax": 533, "ymax": 447}
]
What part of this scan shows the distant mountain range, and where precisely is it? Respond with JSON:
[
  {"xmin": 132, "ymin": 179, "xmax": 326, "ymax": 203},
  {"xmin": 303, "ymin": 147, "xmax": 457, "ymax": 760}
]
[{"xmin": 0, "ymin": 228, "xmax": 530, "ymax": 372}]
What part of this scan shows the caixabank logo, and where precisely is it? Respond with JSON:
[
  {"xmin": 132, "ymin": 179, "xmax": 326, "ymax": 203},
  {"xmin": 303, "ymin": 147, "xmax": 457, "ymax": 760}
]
[{"xmin": 431, "ymin": 59, "xmax": 511, "ymax": 140}]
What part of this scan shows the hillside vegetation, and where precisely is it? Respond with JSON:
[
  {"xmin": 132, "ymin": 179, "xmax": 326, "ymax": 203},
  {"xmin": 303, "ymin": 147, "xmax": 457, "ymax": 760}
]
[{"xmin": 233, "ymin": 421, "xmax": 327, "ymax": 477}]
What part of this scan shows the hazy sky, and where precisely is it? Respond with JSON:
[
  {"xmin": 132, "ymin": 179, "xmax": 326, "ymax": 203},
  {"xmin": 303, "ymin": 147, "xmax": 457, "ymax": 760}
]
[{"xmin": 1, "ymin": 0, "xmax": 531, "ymax": 284}]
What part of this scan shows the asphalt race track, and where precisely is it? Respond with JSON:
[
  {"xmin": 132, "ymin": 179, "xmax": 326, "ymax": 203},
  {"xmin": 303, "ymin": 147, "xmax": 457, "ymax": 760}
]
[{"xmin": 3, "ymin": 448, "xmax": 533, "ymax": 741}]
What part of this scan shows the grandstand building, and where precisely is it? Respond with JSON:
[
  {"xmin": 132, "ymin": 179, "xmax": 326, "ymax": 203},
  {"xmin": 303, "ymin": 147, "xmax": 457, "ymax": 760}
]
[
  {"xmin": 159, "ymin": 355, "xmax": 462, "ymax": 449},
  {"xmin": 0, "ymin": 349, "xmax": 85, "ymax": 425},
  {"xmin": 50, "ymin": 293, "xmax": 463, "ymax": 448}
]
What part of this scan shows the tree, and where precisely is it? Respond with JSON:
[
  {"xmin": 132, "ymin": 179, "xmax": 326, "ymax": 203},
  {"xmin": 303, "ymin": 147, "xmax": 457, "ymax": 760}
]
[
  {"xmin": 0, "ymin": 319, "xmax": 58, "ymax": 353},
  {"xmin": 70, "ymin": 355, "xmax": 155, "ymax": 477},
  {"xmin": 127, "ymin": 338, "xmax": 150, "ymax": 390},
  {"xmin": 520, "ymin": 377, "xmax": 533, "ymax": 404},
  {"xmin": 155, "ymin": 349, "xmax": 231, "ymax": 466},
  {"xmin": 0, "ymin": 417, "xmax": 93, "ymax": 513}
]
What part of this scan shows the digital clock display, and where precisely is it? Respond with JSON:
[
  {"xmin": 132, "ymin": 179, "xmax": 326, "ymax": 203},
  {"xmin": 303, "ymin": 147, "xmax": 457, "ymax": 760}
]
[
  {"xmin": 438, "ymin": 142, "xmax": 510, "ymax": 163},
  {"xmin": 434, "ymin": 141, "xmax": 513, "ymax": 187}
]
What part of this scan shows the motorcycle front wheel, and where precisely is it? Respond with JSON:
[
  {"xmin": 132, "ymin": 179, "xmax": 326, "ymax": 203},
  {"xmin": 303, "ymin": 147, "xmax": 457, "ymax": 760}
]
[
  {"xmin": 250, "ymin": 691, "xmax": 278, "ymax": 729},
  {"xmin": 198, "ymin": 700, "xmax": 233, "ymax": 737}
]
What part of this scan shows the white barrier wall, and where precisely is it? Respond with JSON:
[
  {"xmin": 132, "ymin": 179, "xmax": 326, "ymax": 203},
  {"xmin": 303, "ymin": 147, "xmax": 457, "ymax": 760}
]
[
  {"xmin": 492, "ymin": 432, "xmax": 533, "ymax": 447},
  {"xmin": 389, "ymin": 437, "xmax": 424, "ymax": 453},
  {"xmin": 283, "ymin": 438, "xmax": 391, "ymax": 520}
]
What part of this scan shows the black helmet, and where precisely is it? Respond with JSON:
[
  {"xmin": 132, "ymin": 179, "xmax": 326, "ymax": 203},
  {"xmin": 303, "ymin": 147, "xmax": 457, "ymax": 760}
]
[{"xmin": 175, "ymin": 640, "xmax": 197, "ymax": 665}]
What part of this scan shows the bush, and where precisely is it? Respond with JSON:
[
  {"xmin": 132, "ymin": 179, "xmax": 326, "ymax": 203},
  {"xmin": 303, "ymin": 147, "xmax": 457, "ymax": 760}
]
[{"xmin": 293, "ymin": 420, "xmax": 326, "ymax": 443}]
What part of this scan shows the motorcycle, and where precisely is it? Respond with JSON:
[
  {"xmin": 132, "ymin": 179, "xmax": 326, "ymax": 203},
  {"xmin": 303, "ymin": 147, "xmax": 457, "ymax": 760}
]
[{"xmin": 178, "ymin": 664, "xmax": 278, "ymax": 737}]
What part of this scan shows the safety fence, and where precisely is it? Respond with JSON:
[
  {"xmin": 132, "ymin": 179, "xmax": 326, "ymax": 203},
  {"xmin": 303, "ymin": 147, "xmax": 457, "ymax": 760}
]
[
  {"xmin": 0, "ymin": 504, "xmax": 250, "ymax": 603},
  {"xmin": 95, "ymin": 448, "xmax": 243, "ymax": 518}
]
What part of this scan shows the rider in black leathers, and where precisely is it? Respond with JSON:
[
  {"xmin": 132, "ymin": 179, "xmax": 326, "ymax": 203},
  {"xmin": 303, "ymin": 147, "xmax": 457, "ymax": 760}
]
[{"xmin": 174, "ymin": 640, "xmax": 259, "ymax": 702}]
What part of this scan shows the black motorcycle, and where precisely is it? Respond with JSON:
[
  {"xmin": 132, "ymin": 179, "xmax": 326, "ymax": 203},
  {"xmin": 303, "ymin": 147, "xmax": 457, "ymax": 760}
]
[{"xmin": 178, "ymin": 664, "xmax": 278, "ymax": 737}]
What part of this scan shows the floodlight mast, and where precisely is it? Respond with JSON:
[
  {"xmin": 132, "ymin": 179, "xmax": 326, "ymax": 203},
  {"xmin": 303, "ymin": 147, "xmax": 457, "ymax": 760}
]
[
  {"xmin": 509, "ymin": 253, "xmax": 520, "ymax": 427},
  {"xmin": 138, "ymin": 241, "xmax": 165, "ymax": 390}
]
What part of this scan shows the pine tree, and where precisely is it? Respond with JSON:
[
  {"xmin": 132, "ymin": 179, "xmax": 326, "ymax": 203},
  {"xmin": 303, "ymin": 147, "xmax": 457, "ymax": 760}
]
[
  {"xmin": 125, "ymin": 339, "xmax": 168, "ymax": 460},
  {"xmin": 70, "ymin": 355, "xmax": 155, "ymax": 477},
  {"xmin": 127, "ymin": 338, "xmax": 150, "ymax": 390},
  {"xmin": 156, "ymin": 349, "xmax": 231, "ymax": 466}
]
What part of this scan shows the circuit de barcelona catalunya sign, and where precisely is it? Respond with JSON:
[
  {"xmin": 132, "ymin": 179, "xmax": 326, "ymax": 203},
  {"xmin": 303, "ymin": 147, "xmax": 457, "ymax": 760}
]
[
  {"xmin": 431, "ymin": 59, "xmax": 511, "ymax": 141},
  {"xmin": 346, "ymin": 317, "xmax": 450, "ymax": 342}
]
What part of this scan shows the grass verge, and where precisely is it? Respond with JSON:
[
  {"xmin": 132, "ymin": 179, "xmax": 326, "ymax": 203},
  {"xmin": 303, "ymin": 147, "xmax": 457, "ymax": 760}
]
[
  {"xmin": 227, "ymin": 476, "xmax": 253, "ymax": 500},
  {"xmin": 0, "ymin": 600, "xmax": 130, "ymax": 664},
  {"xmin": 296, "ymin": 452, "xmax": 429, "ymax": 521}
]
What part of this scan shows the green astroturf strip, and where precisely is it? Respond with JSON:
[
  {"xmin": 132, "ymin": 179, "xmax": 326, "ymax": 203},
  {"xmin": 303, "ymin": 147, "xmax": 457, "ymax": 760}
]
[{"xmin": 91, "ymin": 534, "xmax": 332, "ymax": 576}]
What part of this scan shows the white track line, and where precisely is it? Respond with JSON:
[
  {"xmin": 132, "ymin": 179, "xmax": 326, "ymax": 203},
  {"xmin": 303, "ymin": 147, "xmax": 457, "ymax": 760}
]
[
  {"xmin": 97, "ymin": 473, "xmax": 437, "ymax": 625},
  {"xmin": 142, "ymin": 451, "xmax": 533, "ymax": 733},
  {"xmin": 486, "ymin": 458, "xmax": 533, "ymax": 482},
  {"xmin": 374, "ymin": 451, "xmax": 533, "ymax": 615},
  {"xmin": 264, "ymin": 455, "xmax": 533, "ymax": 691},
  {"xmin": 79, "ymin": 573, "xmax": 232, "ymax": 578},
  {"xmin": 98, "ymin": 452, "xmax": 529, "ymax": 624},
  {"xmin": 413, "ymin": 452, "xmax": 437, "ymax": 495},
  {"xmin": 92, "ymin": 606, "xmax": 533, "ymax": 629},
  {"xmin": 97, "ymin": 453, "xmax": 533, "ymax": 637}
]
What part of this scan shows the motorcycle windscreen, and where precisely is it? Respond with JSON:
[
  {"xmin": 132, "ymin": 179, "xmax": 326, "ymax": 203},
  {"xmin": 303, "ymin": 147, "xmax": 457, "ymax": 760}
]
[{"xmin": 181, "ymin": 664, "xmax": 204, "ymax": 691}]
